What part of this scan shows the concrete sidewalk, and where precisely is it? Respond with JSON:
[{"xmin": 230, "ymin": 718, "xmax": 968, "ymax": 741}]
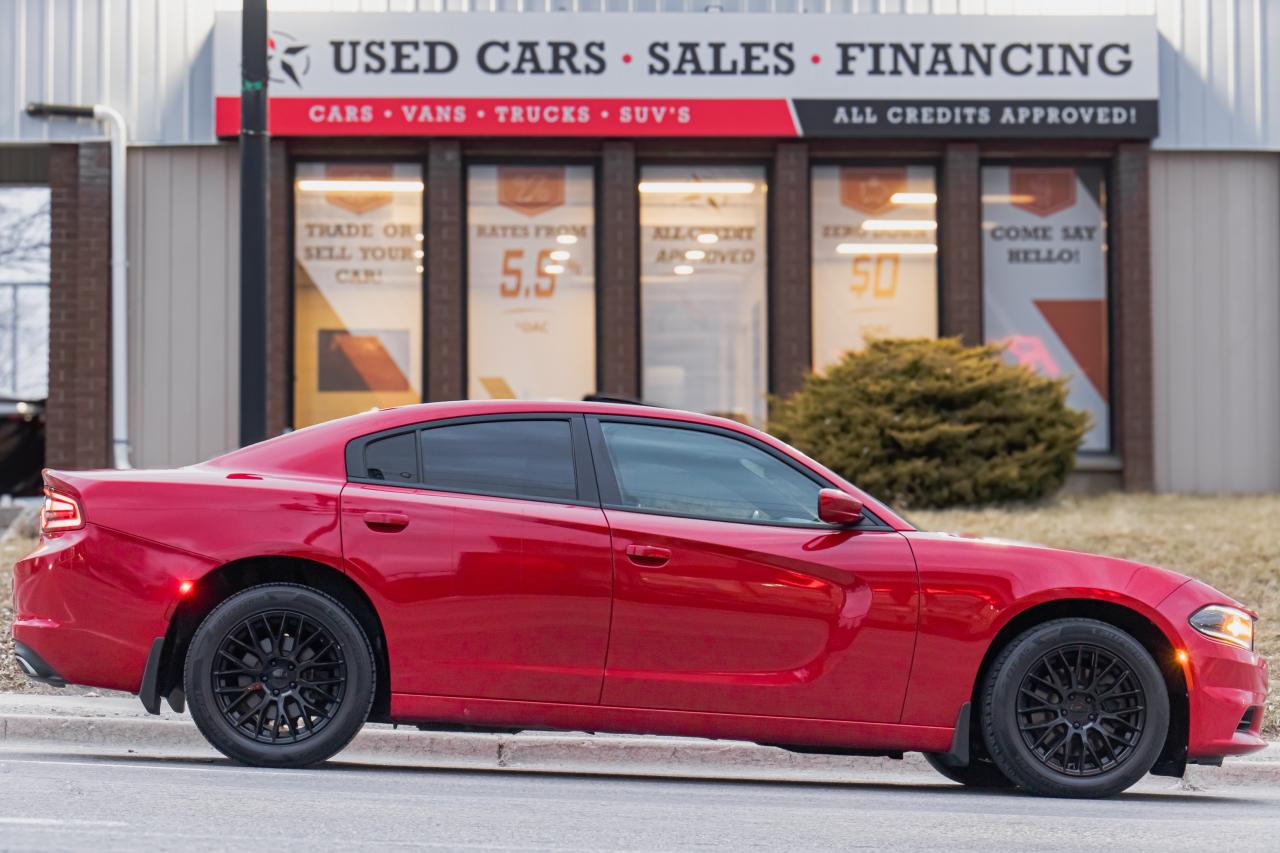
[{"xmin": 1, "ymin": 692, "xmax": 1276, "ymax": 787}]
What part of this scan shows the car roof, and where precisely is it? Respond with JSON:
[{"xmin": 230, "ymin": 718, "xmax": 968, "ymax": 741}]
[
  {"xmin": 200, "ymin": 399, "xmax": 912, "ymax": 530},
  {"xmin": 203, "ymin": 400, "xmax": 747, "ymax": 476}
]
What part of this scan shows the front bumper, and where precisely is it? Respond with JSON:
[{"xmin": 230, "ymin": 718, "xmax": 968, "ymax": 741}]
[{"xmin": 1161, "ymin": 581, "xmax": 1270, "ymax": 759}]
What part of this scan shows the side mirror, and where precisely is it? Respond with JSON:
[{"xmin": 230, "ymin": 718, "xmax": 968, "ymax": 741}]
[{"xmin": 818, "ymin": 488, "xmax": 864, "ymax": 525}]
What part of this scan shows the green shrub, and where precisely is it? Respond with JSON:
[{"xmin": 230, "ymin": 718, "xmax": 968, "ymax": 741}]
[{"xmin": 769, "ymin": 338, "xmax": 1089, "ymax": 509}]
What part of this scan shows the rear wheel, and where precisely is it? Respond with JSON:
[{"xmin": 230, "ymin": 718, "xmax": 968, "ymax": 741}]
[
  {"xmin": 184, "ymin": 583, "xmax": 375, "ymax": 767},
  {"xmin": 923, "ymin": 752, "xmax": 1014, "ymax": 788},
  {"xmin": 980, "ymin": 618, "xmax": 1169, "ymax": 798}
]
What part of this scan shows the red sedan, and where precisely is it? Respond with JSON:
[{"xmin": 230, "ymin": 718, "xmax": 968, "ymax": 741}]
[{"xmin": 11, "ymin": 401, "xmax": 1269, "ymax": 797}]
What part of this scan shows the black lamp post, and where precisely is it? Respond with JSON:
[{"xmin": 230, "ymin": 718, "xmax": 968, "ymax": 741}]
[{"xmin": 239, "ymin": 0, "xmax": 269, "ymax": 446}]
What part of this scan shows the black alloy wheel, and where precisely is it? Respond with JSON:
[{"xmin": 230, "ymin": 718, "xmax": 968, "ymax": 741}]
[
  {"xmin": 211, "ymin": 610, "xmax": 348, "ymax": 744},
  {"xmin": 980, "ymin": 618, "xmax": 1170, "ymax": 798},
  {"xmin": 185, "ymin": 584, "xmax": 375, "ymax": 768},
  {"xmin": 1015, "ymin": 644, "xmax": 1146, "ymax": 776}
]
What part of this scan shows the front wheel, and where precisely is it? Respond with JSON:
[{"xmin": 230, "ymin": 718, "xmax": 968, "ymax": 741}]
[
  {"xmin": 184, "ymin": 583, "xmax": 376, "ymax": 767},
  {"xmin": 980, "ymin": 618, "xmax": 1170, "ymax": 798}
]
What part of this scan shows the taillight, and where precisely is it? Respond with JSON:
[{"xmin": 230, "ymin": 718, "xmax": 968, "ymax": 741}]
[{"xmin": 40, "ymin": 488, "xmax": 84, "ymax": 533}]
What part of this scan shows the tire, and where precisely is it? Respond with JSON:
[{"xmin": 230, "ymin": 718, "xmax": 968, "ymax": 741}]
[
  {"xmin": 980, "ymin": 618, "xmax": 1169, "ymax": 798},
  {"xmin": 923, "ymin": 752, "xmax": 1015, "ymax": 788},
  {"xmin": 184, "ymin": 583, "xmax": 376, "ymax": 768}
]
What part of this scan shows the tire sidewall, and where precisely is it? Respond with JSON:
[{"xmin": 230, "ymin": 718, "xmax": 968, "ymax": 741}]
[
  {"xmin": 185, "ymin": 583, "xmax": 375, "ymax": 768},
  {"xmin": 981, "ymin": 619, "xmax": 1170, "ymax": 798}
]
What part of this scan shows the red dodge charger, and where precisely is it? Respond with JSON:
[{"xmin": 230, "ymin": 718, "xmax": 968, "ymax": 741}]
[{"xmin": 11, "ymin": 401, "xmax": 1269, "ymax": 797}]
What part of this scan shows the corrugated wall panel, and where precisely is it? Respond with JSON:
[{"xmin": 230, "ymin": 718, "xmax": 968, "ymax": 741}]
[
  {"xmin": 1151, "ymin": 151, "xmax": 1280, "ymax": 492},
  {"xmin": 127, "ymin": 145, "xmax": 240, "ymax": 468},
  {"xmin": 2, "ymin": 0, "xmax": 1276, "ymax": 149}
]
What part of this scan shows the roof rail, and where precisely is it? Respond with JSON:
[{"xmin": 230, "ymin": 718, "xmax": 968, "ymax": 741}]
[{"xmin": 582, "ymin": 394, "xmax": 651, "ymax": 406}]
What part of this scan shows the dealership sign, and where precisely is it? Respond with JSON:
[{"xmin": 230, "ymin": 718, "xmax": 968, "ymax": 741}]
[{"xmin": 213, "ymin": 12, "xmax": 1158, "ymax": 138}]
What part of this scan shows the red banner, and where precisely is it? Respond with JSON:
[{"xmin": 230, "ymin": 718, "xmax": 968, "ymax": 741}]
[{"xmin": 215, "ymin": 96, "xmax": 798, "ymax": 137}]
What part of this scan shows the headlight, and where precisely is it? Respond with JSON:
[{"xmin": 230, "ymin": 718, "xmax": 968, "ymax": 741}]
[{"xmin": 1189, "ymin": 604, "xmax": 1255, "ymax": 650}]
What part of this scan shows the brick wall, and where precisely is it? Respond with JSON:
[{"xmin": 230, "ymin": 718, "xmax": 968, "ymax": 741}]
[{"xmin": 45, "ymin": 143, "xmax": 112, "ymax": 471}]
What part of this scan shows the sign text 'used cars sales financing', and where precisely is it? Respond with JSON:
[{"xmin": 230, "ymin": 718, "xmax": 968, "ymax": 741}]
[{"xmin": 213, "ymin": 12, "xmax": 1159, "ymax": 138}]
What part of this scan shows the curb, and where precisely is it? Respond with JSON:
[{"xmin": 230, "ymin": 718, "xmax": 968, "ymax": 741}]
[
  {"xmin": 0, "ymin": 711, "xmax": 922, "ymax": 777},
  {"xmin": 3, "ymin": 710, "xmax": 1278, "ymax": 787}
]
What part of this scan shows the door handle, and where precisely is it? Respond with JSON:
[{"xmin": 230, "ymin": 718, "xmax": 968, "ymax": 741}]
[
  {"xmin": 626, "ymin": 544, "xmax": 671, "ymax": 565},
  {"xmin": 363, "ymin": 511, "xmax": 410, "ymax": 531}
]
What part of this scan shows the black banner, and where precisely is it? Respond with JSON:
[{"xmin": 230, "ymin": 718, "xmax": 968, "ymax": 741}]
[{"xmin": 792, "ymin": 99, "xmax": 1158, "ymax": 138}]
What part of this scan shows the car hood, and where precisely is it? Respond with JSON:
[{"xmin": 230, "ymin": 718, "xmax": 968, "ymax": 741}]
[{"xmin": 901, "ymin": 529, "xmax": 1216, "ymax": 609}]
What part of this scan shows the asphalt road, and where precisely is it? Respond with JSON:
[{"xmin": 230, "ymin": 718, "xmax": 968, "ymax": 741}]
[{"xmin": 2, "ymin": 745, "xmax": 1279, "ymax": 852}]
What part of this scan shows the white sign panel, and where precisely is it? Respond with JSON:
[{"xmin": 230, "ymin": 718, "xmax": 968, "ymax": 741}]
[{"xmin": 213, "ymin": 12, "xmax": 1159, "ymax": 138}]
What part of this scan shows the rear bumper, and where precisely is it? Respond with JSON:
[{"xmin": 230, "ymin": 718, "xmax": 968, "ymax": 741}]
[
  {"xmin": 1160, "ymin": 582, "xmax": 1270, "ymax": 759},
  {"xmin": 12, "ymin": 640, "xmax": 66, "ymax": 687},
  {"xmin": 10, "ymin": 524, "xmax": 215, "ymax": 693}
]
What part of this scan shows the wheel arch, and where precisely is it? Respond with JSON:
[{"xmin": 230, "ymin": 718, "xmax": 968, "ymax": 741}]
[
  {"xmin": 968, "ymin": 598, "xmax": 1190, "ymax": 778},
  {"xmin": 154, "ymin": 556, "xmax": 392, "ymax": 722}
]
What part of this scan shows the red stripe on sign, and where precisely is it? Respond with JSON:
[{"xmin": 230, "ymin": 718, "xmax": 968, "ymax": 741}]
[{"xmin": 215, "ymin": 97, "xmax": 797, "ymax": 137}]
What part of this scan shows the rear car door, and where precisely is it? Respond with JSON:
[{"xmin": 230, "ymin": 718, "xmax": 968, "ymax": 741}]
[
  {"xmin": 340, "ymin": 414, "xmax": 613, "ymax": 705},
  {"xmin": 588, "ymin": 417, "xmax": 919, "ymax": 723}
]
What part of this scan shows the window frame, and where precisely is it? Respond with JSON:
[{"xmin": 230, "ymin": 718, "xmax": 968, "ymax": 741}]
[
  {"xmin": 288, "ymin": 154, "xmax": 429, "ymax": 430},
  {"xmin": 807, "ymin": 159, "xmax": 943, "ymax": 370},
  {"xmin": 344, "ymin": 413, "xmax": 599, "ymax": 508},
  {"xmin": 977, "ymin": 157, "xmax": 1115, "ymax": 456},
  {"xmin": 462, "ymin": 157, "xmax": 602, "ymax": 402},
  {"xmin": 635, "ymin": 159, "xmax": 773, "ymax": 426},
  {"xmin": 584, "ymin": 414, "xmax": 889, "ymax": 531}
]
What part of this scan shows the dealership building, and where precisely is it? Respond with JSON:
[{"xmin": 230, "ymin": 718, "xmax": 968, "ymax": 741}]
[{"xmin": 0, "ymin": 0, "xmax": 1277, "ymax": 494}]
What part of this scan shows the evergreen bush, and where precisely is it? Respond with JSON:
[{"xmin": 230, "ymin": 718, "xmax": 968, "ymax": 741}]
[{"xmin": 769, "ymin": 338, "xmax": 1089, "ymax": 508}]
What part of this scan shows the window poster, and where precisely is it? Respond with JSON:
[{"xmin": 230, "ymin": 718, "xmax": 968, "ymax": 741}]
[
  {"xmin": 811, "ymin": 165, "xmax": 938, "ymax": 370},
  {"xmin": 640, "ymin": 165, "xmax": 768, "ymax": 426},
  {"xmin": 467, "ymin": 164, "xmax": 596, "ymax": 401},
  {"xmin": 293, "ymin": 162, "xmax": 423, "ymax": 428},
  {"xmin": 982, "ymin": 165, "xmax": 1110, "ymax": 452}
]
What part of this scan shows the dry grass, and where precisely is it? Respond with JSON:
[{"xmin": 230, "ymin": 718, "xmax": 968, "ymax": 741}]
[
  {"xmin": 1, "ymin": 534, "xmax": 41, "ymax": 693},
  {"xmin": 2, "ymin": 494, "xmax": 1275, "ymax": 736},
  {"xmin": 913, "ymin": 493, "xmax": 1279, "ymax": 738}
]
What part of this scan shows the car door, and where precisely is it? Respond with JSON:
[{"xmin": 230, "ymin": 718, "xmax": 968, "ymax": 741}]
[
  {"xmin": 588, "ymin": 417, "xmax": 920, "ymax": 723},
  {"xmin": 340, "ymin": 414, "xmax": 613, "ymax": 705}
]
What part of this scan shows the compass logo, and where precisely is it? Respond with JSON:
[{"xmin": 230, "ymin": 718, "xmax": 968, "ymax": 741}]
[{"xmin": 267, "ymin": 30, "xmax": 311, "ymax": 88}]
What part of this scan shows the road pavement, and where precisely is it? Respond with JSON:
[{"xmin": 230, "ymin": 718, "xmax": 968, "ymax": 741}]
[{"xmin": 1, "ymin": 741, "xmax": 1279, "ymax": 852}]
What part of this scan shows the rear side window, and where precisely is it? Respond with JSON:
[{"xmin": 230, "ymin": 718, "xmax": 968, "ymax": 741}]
[
  {"xmin": 419, "ymin": 420, "xmax": 578, "ymax": 502},
  {"xmin": 364, "ymin": 432, "xmax": 418, "ymax": 483}
]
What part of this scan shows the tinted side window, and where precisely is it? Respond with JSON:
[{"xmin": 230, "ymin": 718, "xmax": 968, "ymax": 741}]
[
  {"xmin": 420, "ymin": 420, "xmax": 578, "ymax": 502},
  {"xmin": 599, "ymin": 422, "xmax": 823, "ymax": 524},
  {"xmin": 364, "ymin": 432, "xmax": 418, "ymax": 483}
]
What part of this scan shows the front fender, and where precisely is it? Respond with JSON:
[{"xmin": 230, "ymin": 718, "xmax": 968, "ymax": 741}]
[{"xmin": 898, "ymin": 532, "xmax": 1191, "ymax": 728}]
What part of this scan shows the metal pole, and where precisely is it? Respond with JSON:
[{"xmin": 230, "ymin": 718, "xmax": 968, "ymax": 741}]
[{"xmin": 238, "ymin": 0, "xmax": 270, "ymax": 446}]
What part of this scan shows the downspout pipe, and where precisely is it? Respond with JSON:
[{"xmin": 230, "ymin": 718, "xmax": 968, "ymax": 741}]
[{"xmin": 25, "ymin": 102, "xmax": 133, "ymax": 470}]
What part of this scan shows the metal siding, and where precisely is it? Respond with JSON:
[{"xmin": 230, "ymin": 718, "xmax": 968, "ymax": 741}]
[
  {"xmin": 1151, "ymin": 151, "xmax": 1280, "ymax": 493},
  {"xmin": 127, "ymin": 145, "xmax": 240, "ymax": 468},
  {"xmin": 1, "ymin": 0, "xmax": 1276, "ymax": 148}
]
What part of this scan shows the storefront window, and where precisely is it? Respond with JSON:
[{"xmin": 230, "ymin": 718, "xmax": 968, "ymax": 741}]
[
  {"xmin": 467, "ymin": 164, "xmax": 596, "ymax": 401},
  {"xmin": 982, "ymin": 164, "xmax": 1110, "ymax": 452},
  {"xmin": 811, "ymin": 165, "xmax": 938, "ymax": 370},
  {"xmin": 639, "ymin": 165, "xmax": 768, "ymax": 425},
  {"xmin": 293, "ymin": 162, "xmax": 424, "ymax": 428}
]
